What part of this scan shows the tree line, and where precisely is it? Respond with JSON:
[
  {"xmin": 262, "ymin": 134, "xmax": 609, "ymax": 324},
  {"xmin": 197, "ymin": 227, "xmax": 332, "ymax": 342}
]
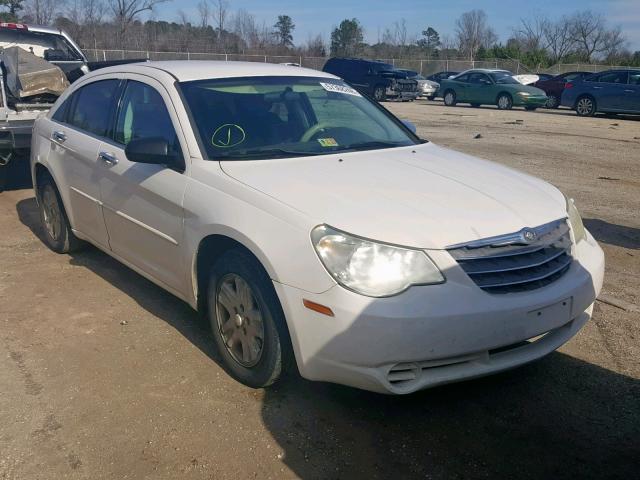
[{"xmin": 1, "ymin": 0, "xmax": 638, "ymax": 67}]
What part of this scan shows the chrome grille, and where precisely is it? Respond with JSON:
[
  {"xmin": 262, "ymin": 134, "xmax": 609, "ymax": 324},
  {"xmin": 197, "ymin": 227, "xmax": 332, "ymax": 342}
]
[{"xmin": 447, "ymin": 219, "xmax": 573, "ymax": 294}]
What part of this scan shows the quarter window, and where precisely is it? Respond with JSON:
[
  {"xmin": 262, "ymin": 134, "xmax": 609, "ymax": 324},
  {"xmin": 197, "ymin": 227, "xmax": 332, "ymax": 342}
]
[
  {"xmin": 114, "ymin": 81, "xmax": 181, "ymax": 156},
  {"xmin": 68, "ymin": 80, "xmax": 120, "ymax": 137}
]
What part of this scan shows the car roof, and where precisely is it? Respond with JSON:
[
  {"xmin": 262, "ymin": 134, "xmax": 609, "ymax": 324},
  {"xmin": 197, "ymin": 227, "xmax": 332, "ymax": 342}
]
[
  {"xmin": 458, "ymin": 69, "xmax": 511, "ymax": 74},
  {"xmin": 87, "ymin": 60, "xmax": 338, "ymax": 82}
]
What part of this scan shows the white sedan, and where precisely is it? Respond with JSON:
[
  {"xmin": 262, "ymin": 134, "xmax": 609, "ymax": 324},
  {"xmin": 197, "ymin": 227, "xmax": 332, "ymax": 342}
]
[{"xmin": 30, "ymin": 61, "xmax": 604, "ymax": 394}]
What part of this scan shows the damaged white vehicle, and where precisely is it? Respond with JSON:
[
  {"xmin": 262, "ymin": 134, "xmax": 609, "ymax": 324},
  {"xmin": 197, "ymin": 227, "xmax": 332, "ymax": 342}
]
[{"xmin": 30, "ymin": 61, "xmax": 604, "ymax": 394}]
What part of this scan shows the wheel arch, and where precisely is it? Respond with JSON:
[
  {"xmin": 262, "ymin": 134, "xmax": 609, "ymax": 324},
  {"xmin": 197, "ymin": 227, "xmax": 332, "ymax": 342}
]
[
  {"xmin": 192, "ymin": 229, "xmax": 279, "ymax": 314},
  {"xmin": 574, "ymin": 93, "xmax": 597, "ymax": 110}
]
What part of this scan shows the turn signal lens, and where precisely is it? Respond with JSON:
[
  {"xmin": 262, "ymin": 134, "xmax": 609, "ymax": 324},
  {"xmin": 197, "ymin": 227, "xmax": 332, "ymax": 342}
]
[{"xmin": 303, "ymin": 299, "xmax": 334, "ymax": 317}]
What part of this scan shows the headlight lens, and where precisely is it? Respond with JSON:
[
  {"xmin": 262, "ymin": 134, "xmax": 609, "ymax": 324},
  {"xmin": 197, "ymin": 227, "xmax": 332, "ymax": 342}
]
[
  {"xmin": 565, "ymin": 196, "xmax": 586, "ymax": 243},
  {"xmin": 311, "ymin": 225, "xmax": 444, "ymax": 297},
  {"xmin": 517, "ymin": 91, "xmax": 531, "ymax": 96}
]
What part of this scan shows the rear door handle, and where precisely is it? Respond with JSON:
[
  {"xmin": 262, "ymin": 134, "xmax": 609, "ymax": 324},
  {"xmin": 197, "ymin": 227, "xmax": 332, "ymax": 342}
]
[
  {"xmin": 98, "ymin": 151, "xmax": 118, "ymax": 165},
  {"xmin": 592, "ymin": 86, "xmax": 603, "ymax": 89},
  {"xmin": 52, "ymin": 131, "xmax": 66, "ymax": 143},
  {"xmin": 624, "ymin": 89, "xmax": 635, "ymax": 93}
]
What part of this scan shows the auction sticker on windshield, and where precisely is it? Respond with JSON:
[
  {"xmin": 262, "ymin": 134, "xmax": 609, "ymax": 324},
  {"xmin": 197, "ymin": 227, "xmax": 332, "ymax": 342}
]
[
  {"xmin": 317, "ymin": 138, "xmax": 339, "ymax": 147},
  {"xmin": 320, "ymin": 82, "xmax": 361, "ymax": 97}
]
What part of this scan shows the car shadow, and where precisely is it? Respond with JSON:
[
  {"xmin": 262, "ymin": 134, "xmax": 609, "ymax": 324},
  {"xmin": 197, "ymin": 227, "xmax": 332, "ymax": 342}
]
[
  {"xmin": 15, "ymin": 196, "xmax": 222, "ymax": 368},
  {"xmin": 584, "ymin": 218, "xmax": 640, "ymax": 250},
  {"xmin": 15, "ymin": 196, "xmax": 640, "ymax": 479}
]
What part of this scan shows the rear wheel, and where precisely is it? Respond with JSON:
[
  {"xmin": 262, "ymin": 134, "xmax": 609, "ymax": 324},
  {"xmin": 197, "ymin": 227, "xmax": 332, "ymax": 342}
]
[
  {"xmin": 37, "ymin": 177, "xmax": 83, "ymax": 254},
  {"xmin": 575, "ymin": 96, "xmax": 596, "ymax": 117},
  {"xmin": 207, "ymin": 249, "xmax": 289, "ymax": 388},
  {"xmin": 443, "ymin": 90, "xmax": 457, "ymax": 106},
  {"xmin": 373, "ymin": 85, "xmax": 386, "ymax": 102},
  {"xmin": 497, "ymin": 93, "xmax": 513, "ymax": 110},
  {"xmin": 545, "ymin": 94, "xmax": 559, "ymax": 109}
]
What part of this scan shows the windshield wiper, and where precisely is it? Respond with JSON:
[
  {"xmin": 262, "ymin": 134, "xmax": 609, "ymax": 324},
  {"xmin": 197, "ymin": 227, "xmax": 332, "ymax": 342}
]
[
  {"xmin": 216, "ymin": 148, "xmax": 322, "ymax": 160},
  {"xmin": 338, "ymin": 141, "xmax": 407, "ymax": 152}
]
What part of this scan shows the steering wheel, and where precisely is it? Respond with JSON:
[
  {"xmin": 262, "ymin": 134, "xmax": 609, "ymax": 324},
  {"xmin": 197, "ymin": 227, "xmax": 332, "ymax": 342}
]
[{"xmin": 300, "ymin": 122, "xmax": 335, "ymax": 142}]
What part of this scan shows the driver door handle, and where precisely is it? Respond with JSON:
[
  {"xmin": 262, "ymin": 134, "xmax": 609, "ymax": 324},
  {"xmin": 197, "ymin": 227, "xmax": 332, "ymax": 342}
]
[{"xmin": 98, "ymin": 151, "xmax": 118, "ymax": 165}]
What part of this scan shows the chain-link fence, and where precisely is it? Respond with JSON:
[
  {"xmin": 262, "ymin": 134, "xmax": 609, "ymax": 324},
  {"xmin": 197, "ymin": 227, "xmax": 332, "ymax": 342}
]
[{"xmin": 83, "ymin": 49, "xmax": 628, "ymax": 76}]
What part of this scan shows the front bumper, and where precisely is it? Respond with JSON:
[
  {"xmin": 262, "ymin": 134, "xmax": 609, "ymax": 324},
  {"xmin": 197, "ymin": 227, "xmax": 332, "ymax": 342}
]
[
  {"xmin": 514, "ymin": 95, "xmax": 548, "ymax": 107},
  {"xmin": 386, "ymin": 87, "xmax": 419, "ymax": 100},
  {"xmin": 418, "ymin": 87, "xmax": 437, "ymax": 97},
  {"xmin": 274, "ymin": 231, "xmax": 604, "ymax": 394}
]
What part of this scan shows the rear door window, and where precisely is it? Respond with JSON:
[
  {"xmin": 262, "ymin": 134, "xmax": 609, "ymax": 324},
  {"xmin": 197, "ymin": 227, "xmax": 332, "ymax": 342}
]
[
  {"xmin": 67, "ymin": 79, "xmax": 120, "ymax": 138},
  {"xmin": 627, "ymin": 72, "xmax": 640, "ymax": 85},
  {"xmin": 598, "ymin": 72, "xmax": 628, "ymax": 84}
]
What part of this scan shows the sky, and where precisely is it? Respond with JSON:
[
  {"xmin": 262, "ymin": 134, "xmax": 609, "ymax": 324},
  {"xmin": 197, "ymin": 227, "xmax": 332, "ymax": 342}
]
[{"xmin": 150, "ymin": 0, "xmax": 640, "ymax": 51}]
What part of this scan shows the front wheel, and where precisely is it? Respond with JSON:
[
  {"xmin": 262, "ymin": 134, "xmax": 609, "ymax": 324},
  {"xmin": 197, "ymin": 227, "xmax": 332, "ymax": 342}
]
[
  {"xmin": 373, "ymin": 85, "xmax": 386, "ymax": 102},
  {"xmin": 207, "ymin": 249, "xmax": 288, "ymax": 388},
  {"xmin": 525, "ymin": 106, "xmax": 537, "ymax": 111},
  {"xmin": 575, "ymin": 96, "xmax": 596, "ymax": 117},
  {"xmin": 497, "ymin": 94, "xmax": 513, "ymax": 110},
  {"xmin": 443, "ymin": 90, "xmax": 457, "ymax": 106}
]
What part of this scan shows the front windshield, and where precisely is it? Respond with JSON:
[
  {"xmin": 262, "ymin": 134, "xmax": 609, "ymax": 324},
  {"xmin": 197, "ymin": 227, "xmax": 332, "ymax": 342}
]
[
  {"xmin": 180, "ymin": 76, "xmax": 419, "ymax": 160},
  {"xmin": 489, "ymin": 72, "xmax": 519, "ymax": 84}
]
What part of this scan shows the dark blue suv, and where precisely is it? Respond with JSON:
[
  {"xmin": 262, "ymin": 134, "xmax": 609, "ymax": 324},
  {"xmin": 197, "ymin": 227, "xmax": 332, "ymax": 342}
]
[{"xmin": 561, "ymin": 69, "xmax": 640, "ymax": 116}]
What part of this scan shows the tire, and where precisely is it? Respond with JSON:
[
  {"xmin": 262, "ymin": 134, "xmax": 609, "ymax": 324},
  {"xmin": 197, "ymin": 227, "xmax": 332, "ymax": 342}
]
[
  {"xmin": 207, "ymin": 248, "xmax": 289, "ymax": 388},
  {"xmin": 575, "ymin": 96, "xmax": 596, "ymax": 117},
  {"xmin": 470, "ymin": 103, "xmax": 480, "ymax": 108},
  {"xmin": 427, "ymin": 95, "xmax": 436, "ymax": 101},
  {"xmin": 497, "ymin": 93, "xmax": 513, "ymax": 110},
  {"xmin": 373, "ymin": 85, "xmax": 386, "ymax": 102},
  {"xmin": 37, "ymin": 176, "xmax": 83, "ymax": 254},
  {"xmin": 525, "ymin": 106, "xmax": 537, "ymax": 111},
  {"xmin": 545, "ymin": 94, "xmax": 559, "ymax": 109},
  {"xmin": 443, "ymin": 90, "xmax": 457, "ymax": 106}
]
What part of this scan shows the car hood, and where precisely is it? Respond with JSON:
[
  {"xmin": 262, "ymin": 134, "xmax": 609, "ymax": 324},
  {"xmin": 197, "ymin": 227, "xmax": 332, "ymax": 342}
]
[
  {"xmin": 513, "ymin": 74, "xmax": 540, "ymax": 85},
  {"xmin": 220, "ymin": 143, "xmax": 567, "ymax": 249},
  {"xmin": 504, "ymin": 83, "xmax": 547, "ymax": 96}
]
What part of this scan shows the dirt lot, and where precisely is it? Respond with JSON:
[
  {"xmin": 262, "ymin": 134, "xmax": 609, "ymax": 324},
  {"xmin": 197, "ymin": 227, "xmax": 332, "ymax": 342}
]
[{"xmin": 1, "ymin": 101, "xmax": 639, "ymax": 479}]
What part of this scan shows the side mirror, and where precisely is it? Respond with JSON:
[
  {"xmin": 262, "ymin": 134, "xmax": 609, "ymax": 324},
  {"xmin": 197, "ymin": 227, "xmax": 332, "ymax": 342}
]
[
  {"xmin": 401, "ymin": 120, "xmax": 417, "ymax": 134},
  {"xmin": 125, "ymin": 137, "xmax": 177, "ymax": 166}
]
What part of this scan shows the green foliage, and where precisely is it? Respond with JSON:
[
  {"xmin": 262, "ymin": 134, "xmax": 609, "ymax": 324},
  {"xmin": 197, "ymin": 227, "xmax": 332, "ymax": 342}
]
[
  {"xmin": 330, "ymin": 18, "xmax": 364, "ymax": 57},
  {"xmin": 0, "ymin": 0, "xmax": 22, "ymax": 19},
  {"xmin": 417, "ymin": 27, "xmax": 440, "ymax": 57},
  {"xmin": 274, "ymin": 15, "xmax": 295, "ymax": 48}
]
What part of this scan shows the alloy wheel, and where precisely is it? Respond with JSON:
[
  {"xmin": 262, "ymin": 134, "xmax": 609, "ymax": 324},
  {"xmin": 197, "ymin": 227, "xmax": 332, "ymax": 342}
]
[
  {"xmin": 444, "ymin": 92, "xmax": 455, "ymax": 106},
  {"xmin": 215, "ymin": 273, "xmax": 265, "ymax": 368},
  {"xmin": 498, "ymin": 95, "xmax": 511, "ymax": 109},
  {"xmin": 576, "ymin": 97, "xmax": 594, "ymax": 116}
]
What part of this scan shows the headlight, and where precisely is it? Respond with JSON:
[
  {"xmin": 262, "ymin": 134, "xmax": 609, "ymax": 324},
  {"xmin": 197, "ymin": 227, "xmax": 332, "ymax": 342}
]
[
  {"xmin": 517, "ymin": 91, "xmax": 531, "ymax": 96},
  {"xmin": 311, "ymin": 225, "xmax": 444, "ymax": 297},
  {"xmin": 565, "ymin": 196, "xmax": 586, "ymax": 243}
]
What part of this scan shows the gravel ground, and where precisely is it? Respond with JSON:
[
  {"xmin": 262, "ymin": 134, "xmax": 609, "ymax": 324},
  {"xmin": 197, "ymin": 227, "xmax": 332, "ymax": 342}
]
[{"xmin": 1, "ymin": 101, "xmax": 639, "ymax": 479}]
